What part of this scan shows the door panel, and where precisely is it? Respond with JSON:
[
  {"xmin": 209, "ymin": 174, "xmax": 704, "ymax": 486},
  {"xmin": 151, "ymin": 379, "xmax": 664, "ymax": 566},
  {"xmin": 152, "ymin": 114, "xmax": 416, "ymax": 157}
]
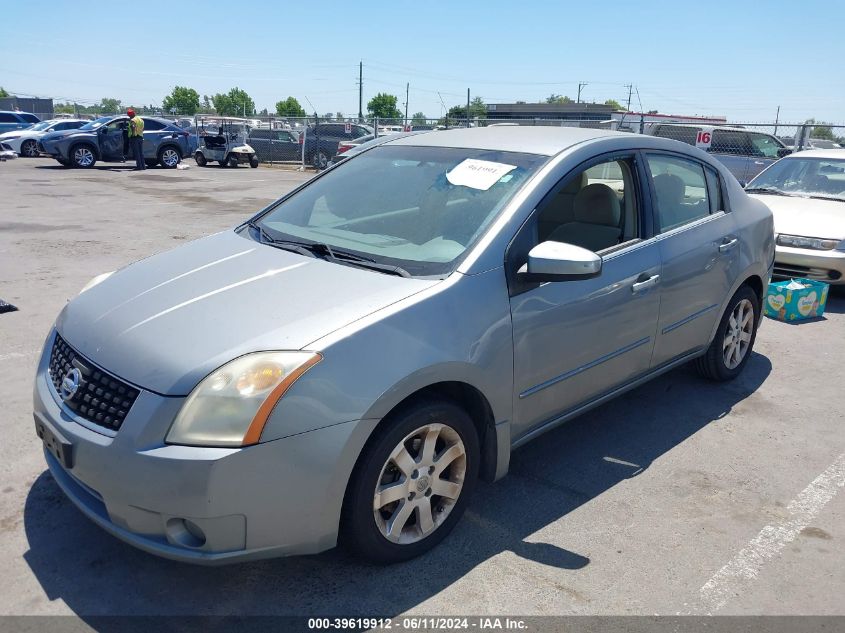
[
  {"xmin": 99, "ymin": 124, "xmax": 125, "ymax": 161},
  {"xmin": 651, "ymin": 213, "xmax": 738, "ymax": 365},
  {"xmin": 511, "ymin": 241, "xmax": 661, "ymax": 439},
  {"xmin": 645, "ymin": 152, "xmax": 740, "ymax": 366}
]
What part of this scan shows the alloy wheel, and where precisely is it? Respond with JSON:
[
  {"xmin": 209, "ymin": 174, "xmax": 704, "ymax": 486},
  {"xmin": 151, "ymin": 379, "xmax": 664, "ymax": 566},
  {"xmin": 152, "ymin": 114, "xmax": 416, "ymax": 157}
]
[
  {"xmin": 73, "ymin": 147, "xmax": 94, "ymax": 167},
  {"xmin": 373, "ymin": 422, "xmax": 466, "ymax": 544},
  {"xmin": 723, "ymin": 298, "xmax": 754, "ymax": 369},
  {"xmin": 21, "ymin": 140, "xmax": 38, "ymax": 157},
  {"xmin": 161, "ymin": 148, "xmax": 179, "ymax": 167}
]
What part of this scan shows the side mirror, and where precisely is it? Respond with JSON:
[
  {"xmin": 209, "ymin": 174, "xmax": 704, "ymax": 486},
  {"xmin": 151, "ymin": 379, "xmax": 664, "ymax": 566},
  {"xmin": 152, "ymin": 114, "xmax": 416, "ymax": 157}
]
[
  {"xmin": 777, "ymin": 148, "xmax": 792, "ymax": 158},
  {"xmin": 518, "ymin": 241, "xmax": 602, "ymax": 282}
]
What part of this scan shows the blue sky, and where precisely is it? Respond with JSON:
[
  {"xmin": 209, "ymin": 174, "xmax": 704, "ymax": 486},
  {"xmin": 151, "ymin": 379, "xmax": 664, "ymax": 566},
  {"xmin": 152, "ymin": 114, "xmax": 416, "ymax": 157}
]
[{"xmin": 1, "ymin": 0, "xmax": 842, "ymax": 123}]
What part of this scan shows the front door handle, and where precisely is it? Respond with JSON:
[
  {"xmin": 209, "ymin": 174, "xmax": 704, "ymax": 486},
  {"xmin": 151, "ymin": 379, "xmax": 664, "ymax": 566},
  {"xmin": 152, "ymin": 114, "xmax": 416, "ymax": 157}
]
[
  {"xmin": 719, "ymin": 238, "xmax": 738, "ymax": 253},
  {"xmin": 632, "ymin": 274, "xmax": 660, "ymax": 293}
]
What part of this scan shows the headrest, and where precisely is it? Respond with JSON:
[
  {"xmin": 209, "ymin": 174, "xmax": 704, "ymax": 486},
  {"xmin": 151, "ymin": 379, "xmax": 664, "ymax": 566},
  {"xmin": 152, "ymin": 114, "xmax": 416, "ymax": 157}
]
[
  {"xmin": 573, "ymin": 183, "xmax": 621, "ymax": 226},
  {"xmin": 652, "ymin": 173, "xmax": 685, "ymax": 206}
]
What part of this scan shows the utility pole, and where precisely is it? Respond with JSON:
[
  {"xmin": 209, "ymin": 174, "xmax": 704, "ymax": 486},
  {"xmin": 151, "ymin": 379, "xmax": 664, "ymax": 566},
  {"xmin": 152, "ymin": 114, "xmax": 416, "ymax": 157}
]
[
  {"xmin": 358, "ymin": 61, "xmax": 363, "ymax": 122},
  {"xmin": 466, "ymin": 88, "xmax": 470, "ymax": 128},
  {"xmin": 774, "ymin": 105, "xmax": 781, "ymax": 135},
  {"xmin": 625, "ymin": 84, "xmax": 633, "ymax": 111},
  {"xmin": 404, "ymin": 82, "xmax": 409, "ymax": 125},
  {"xmin": 577, "ymin": 82, "xmax": 588, "ymax": 104}
]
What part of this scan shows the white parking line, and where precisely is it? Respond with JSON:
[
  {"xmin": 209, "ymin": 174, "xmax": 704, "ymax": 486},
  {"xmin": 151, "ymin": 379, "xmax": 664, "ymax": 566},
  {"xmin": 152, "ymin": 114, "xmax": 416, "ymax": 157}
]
[
  {"xmin": 690, "ymin": 452, "xmax": 845, "ymax": 614},
  {"xmin": 0, "ymin": 350, "xmax": 39, "ymax": 362}
]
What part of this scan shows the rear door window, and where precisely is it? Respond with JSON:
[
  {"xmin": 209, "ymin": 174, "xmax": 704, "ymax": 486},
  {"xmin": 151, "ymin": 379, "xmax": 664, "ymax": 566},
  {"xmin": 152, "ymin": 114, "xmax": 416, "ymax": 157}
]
[
  {"xmin": 20, "ymin": 114, "xmax": 40, "ymax": 123},
  {"xmin": 0, "ymin": 113, "xmax": 18, "ymax": 123},
  {"xmin": 142, "ymin": 118, "xmax": 165, "ymax": 131},
  {"xmin": 646, "ymin": 154, "xmax": 711, "ymax": 232}
]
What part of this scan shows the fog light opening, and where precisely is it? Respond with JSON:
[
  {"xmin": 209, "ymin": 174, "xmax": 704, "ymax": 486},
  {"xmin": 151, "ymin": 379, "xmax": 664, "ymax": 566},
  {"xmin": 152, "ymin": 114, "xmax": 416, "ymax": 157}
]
[{"xmin": 166, "ymin": 518, "xmax": 207, "ymax": 548}]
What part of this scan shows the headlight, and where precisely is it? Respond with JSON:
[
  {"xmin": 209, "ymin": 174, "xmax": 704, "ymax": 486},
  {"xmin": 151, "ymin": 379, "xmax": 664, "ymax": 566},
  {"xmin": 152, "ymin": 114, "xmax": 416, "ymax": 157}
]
[
  {"xmin": 3, "ymin": 135, "xmax": 20, "ymax": 142},
  {"xmin": 776, "ymin": 234, "xmax": 840, "ymax": 251},
  {"xmin": 79, "ymin": 271, "xmax": 114, "ymax": 294},
  {"xmin": 166, "ymin": 351, "xmax": 322, "ymax": 447}
]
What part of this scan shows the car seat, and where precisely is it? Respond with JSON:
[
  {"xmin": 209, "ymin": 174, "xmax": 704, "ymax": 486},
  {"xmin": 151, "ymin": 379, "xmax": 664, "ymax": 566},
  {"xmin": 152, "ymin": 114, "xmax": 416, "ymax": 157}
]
[{"xmin": 547, "ymin": 183, "xmax": 622, "ymax": 252}]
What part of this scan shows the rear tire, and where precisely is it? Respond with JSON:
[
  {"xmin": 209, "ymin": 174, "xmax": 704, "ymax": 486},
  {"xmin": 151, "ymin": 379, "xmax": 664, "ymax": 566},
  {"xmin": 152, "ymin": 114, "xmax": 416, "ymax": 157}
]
[
  {"xmin": 20, "ymin": 139, "xmax": 38, "ymax": 157},
  {"xmin": 158, "ymin": 146, "xmax": 181, "ymax": 169},
  {"xmin": 312, "ymin": 150, "xmax": 329, "ymax": 170},
  {"xmin": 194, "ymin": 152, "xmax": 207, "ymax": 167},
  {"xmin": 695, "ymin": 285, "xmax": 760, "ymax": 381},
  {"xmin": 342, "ymin": 398, "xmax": 479, "ymax": 563}
]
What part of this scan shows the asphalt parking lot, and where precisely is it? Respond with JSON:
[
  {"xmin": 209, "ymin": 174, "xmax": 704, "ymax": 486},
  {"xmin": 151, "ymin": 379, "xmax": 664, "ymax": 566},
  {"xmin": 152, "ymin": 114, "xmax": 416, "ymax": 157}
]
[{"xmin": 0, "ymin": 157, "xmax": 843, "ymax": 619}]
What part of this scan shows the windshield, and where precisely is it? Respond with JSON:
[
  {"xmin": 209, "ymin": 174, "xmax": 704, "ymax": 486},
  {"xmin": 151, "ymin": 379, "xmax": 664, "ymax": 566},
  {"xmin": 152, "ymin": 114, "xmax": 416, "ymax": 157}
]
[
  {"xmin": 748, "ymin": 157, "xmax": 845, "ymax": 201},
  {"xmin": 79, "ymin": 116, "xmax": 114, "ymax": 131},
  {"xmin": 255, "ymin": 145, "xmax": 546, "ymax": 276}
]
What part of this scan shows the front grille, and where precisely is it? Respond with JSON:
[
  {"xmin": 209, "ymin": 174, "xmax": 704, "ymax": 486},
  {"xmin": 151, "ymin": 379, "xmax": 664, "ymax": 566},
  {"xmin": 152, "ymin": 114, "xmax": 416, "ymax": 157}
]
[{"xmin": 48, "ymin": 333, "xmax": 139, "ymax": 432}]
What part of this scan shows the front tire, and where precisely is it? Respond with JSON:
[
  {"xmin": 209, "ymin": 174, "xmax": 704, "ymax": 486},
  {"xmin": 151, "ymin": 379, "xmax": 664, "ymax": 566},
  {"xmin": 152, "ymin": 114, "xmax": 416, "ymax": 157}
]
[
  {"xmin": 227, "ymin": 154, "xmax": 239, "ymax": 168},
  {"xmin": 20, "ymin": 139, "xmax": 38, "ymax": 157},
  {"xmin": 342, "ymin": 399, "xmax": 479, "ymax": 563},
  {"xmin": 70, "ymin": 144, "xmax": 96, "ymax": 168},
  {"xmin": 696, "ymin": 285, "xmax": 760, "ymax": 381},
  {"xmin": 249, "ymin": 155, "xmax": 259, "ymax": 168}
]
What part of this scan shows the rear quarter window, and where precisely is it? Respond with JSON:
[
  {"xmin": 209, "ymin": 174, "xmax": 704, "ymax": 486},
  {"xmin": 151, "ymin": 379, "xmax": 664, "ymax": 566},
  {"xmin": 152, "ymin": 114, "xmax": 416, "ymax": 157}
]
[{"xmin": 142, "ymin": 118, "xmax": 166, "ymax": 131}]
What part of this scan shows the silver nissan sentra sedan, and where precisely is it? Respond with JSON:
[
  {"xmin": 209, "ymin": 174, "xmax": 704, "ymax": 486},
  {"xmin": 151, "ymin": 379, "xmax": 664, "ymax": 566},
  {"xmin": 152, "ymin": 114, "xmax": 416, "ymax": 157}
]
[{"xmin": 33, "ymin": 127, "xmax": 774, "ymax": 564}]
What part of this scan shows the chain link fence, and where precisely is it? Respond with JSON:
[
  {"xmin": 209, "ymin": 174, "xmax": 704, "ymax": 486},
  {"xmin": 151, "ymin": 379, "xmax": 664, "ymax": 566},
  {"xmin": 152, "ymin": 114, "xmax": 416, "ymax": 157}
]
[{"xmin": 51, "ymin": 110, "xmax": 845, "ymax": 174}]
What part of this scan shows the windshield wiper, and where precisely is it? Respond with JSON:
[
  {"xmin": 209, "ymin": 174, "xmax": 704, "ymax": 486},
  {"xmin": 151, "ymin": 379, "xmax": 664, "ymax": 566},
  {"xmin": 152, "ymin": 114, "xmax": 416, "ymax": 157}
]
[
  {"xmin": 807, "ymin": 194, "xmax": 845, "ymax": 203},
  {"xmin": 246, "ymin": 226, "xmax": 411, "ymax": 277},
  {"xmin": 246, "ymin": 221, "xmax": 315, "ymax": 257},
  {"xmin": 307, "ymin": 242, "xmax": 412, "ymax": 277},
  {"xmin": 745, "ymin": 186, "xmax": 790, "ymax": 196}
]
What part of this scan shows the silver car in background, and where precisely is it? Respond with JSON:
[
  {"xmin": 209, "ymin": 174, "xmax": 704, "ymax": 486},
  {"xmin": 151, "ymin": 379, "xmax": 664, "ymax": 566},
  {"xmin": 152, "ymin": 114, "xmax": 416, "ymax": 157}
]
[
  {"xmin": 746, "ymin": 149, "xmax": 845, "ymax": 284},
  {"xmin": 0, "ymin": 118, "xmax": 86, "ymax": 157},
  {"xmin": 33, "ymin": 127, "xmax": 773, "ymax": 565}
]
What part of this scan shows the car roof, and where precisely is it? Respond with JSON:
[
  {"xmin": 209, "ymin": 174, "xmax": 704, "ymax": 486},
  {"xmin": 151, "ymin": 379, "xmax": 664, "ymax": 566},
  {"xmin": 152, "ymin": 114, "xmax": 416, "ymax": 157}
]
[
  {"xmin": 787, "ymin": 149, "xmax": 845, "ymax": 159},
  {"xmin": 382, "ymin": 126, "xmax": 630, "ymax": 157}
]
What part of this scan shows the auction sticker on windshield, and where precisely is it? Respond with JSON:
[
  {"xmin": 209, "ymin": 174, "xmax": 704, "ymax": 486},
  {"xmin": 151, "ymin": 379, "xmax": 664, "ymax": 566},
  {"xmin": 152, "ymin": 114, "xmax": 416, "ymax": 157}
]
[{"xmin": 446, "ymin": 159, "xmax": 517, "ymax": 190}]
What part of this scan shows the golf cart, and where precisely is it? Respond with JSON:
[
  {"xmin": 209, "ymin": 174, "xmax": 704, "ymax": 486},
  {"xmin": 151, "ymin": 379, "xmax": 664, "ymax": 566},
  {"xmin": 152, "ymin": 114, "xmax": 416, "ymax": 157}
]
[{"xmin": 194, "ymin": 116, "xmax": 259, "ymax": 168}]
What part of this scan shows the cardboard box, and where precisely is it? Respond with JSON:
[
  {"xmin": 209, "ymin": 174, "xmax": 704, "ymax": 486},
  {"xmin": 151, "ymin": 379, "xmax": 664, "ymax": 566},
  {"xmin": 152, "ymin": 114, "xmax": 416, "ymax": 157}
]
[{"xmin": 765, "ymin": 278, "xmax": 830, "ymax": 322}]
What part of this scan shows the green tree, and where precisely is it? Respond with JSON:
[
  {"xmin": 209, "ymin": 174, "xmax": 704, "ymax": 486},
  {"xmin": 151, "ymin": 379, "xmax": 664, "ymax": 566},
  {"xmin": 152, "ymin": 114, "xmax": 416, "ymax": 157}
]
[
  {"xmin": 0, "ymin": 87, "xmax": 9, "ymax": 98},
  {"xmin": 367, "ymin": 93, "xmax": 403, "ymax": 119},
  {"xmin": 411, "ymin": 111, "xmax": 427, "ymax": 125},
  {"xmin": 99, "ymin": 97, "xmax": 122, "ymax": 113},
  {"xmin": 805, "ymin": 118, "xmax": 836, "ymax": 140},
  {"xmin": 545, "ymin": 94, "xmax": 573, "ymax": 104},
  {"xmin": 275, "ymin": 96, "xmax": 306, "ymax": 118},
  {"xmin": 212, "ymin": 87, "xmax": 255, "ymax": 116},
  {"xmin": 446, "ymin": 97, "xmax": 487, "ymax": 121},
  {"xmin": 604, "ymin": 99, "xmax": 624, "ymax": 110},
  {"xmin": 162, "ymin": 86, "xmax": 200, "ymax": 115}
]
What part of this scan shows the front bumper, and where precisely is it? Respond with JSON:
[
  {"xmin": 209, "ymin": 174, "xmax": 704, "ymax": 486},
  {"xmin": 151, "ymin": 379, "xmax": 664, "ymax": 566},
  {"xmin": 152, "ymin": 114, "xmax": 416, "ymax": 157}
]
[
  {"xmin": 33, "ymin": 330, "xmax": 375, "ymax": 564},
  {"xmin": 774, "ymin": 245, "xmax": 845, "ymax": 285}
]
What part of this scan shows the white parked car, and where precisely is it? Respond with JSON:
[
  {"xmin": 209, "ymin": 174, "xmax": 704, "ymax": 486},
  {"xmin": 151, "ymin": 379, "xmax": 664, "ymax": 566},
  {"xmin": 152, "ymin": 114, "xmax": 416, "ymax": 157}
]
[
  {"xmin": 746, "ymin": 149, "xmax": 845, "ymax": 284},
  {"xmin": 0, "ymin": 118, "xmax": 86, "ymax": 157}
]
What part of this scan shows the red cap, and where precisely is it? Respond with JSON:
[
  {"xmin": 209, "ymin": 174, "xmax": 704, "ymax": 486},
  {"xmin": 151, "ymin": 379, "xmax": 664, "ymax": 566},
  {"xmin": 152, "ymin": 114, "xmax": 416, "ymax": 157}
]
[{"xmin": 127, "ymin": 108, "xmax": 135, "ymax": 117}]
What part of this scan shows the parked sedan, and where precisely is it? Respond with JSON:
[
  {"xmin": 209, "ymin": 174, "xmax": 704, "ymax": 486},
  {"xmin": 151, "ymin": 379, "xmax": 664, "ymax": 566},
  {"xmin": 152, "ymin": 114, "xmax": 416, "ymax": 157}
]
[
  {"xmin": 33, "ymin": 127, "xmax": 773, "ymax": 565},
  {"xmin": 746, "ymin": 149, "xmax": 845, "ymax": 284},
  {"xmin": 0, "ymin": 119, "xmax": 86, "ymax": 157},
  {"xmin": 39, "ymin": 115, "xmax": 190, "ymax": 168}
]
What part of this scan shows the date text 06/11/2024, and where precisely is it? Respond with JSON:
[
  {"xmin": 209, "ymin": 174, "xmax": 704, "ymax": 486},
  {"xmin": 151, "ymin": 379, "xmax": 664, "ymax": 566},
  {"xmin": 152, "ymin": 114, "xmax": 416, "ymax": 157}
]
[{"xmin": 307, "ymin": 617, "xmax": 529, "ymax": 630}]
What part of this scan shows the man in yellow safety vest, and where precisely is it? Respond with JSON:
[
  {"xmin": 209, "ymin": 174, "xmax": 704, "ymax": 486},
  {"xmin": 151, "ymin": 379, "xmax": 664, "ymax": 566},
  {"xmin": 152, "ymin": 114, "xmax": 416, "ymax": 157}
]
[{"xmin": 126, "ymin": 108, "xmax": 145, "ymax": 170}]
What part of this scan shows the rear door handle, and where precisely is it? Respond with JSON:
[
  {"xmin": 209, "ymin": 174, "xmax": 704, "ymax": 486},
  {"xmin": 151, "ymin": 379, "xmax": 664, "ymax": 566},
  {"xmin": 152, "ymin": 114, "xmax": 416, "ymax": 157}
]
[
  {"xmin": 632, "ymin": 274, "xmax": 660, "ymax": 293},
  {"xmin": 719, "ymin": 238, "xmax": 738, "ymax": 253}
]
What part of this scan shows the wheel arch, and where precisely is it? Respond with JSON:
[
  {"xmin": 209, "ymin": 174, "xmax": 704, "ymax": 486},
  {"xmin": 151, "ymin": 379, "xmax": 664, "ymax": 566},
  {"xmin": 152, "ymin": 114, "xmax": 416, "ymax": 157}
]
[
  {"xmin": 707, "ymin": 266, "xmax": 768, "ymax": 346},
  {"xmin": 360, "ymin": 380, "xmax": 501, "ymax": 485},
  {"xmin": 158, "ymin": 142, "xmax": 183, "ymax": 159}
]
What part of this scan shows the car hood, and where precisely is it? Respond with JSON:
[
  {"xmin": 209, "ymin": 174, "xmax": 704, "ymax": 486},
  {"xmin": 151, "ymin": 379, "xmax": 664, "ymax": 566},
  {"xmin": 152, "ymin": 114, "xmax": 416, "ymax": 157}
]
[
  {"xmin": 57, "ymin": 230, "xmax": 437, "ymax": 395},
  {"xmin": 41, "ymin": 129, "xmax": 87, "ymax": 143},
  {"xmin": 0, "ymin": 130, "xmax": 23, "ymax": 139},
  {"xmin": 749, "ymin": 193, "xmax": 845, "ymax": 240}
]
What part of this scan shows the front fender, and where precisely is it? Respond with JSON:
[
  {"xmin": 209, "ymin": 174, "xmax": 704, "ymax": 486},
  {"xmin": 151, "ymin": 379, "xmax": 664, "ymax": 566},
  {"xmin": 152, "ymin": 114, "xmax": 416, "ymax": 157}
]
[{"xmin": 260, "ymin": 268, "xmax": 515, "ymax": 444}]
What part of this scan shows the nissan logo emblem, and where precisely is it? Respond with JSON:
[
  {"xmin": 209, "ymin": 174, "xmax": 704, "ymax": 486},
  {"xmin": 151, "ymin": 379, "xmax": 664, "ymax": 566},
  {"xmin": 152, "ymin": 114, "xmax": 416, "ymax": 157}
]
[{"xmin": 60, "ymin": 367, "xmax": 82, "ymax": 402}]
